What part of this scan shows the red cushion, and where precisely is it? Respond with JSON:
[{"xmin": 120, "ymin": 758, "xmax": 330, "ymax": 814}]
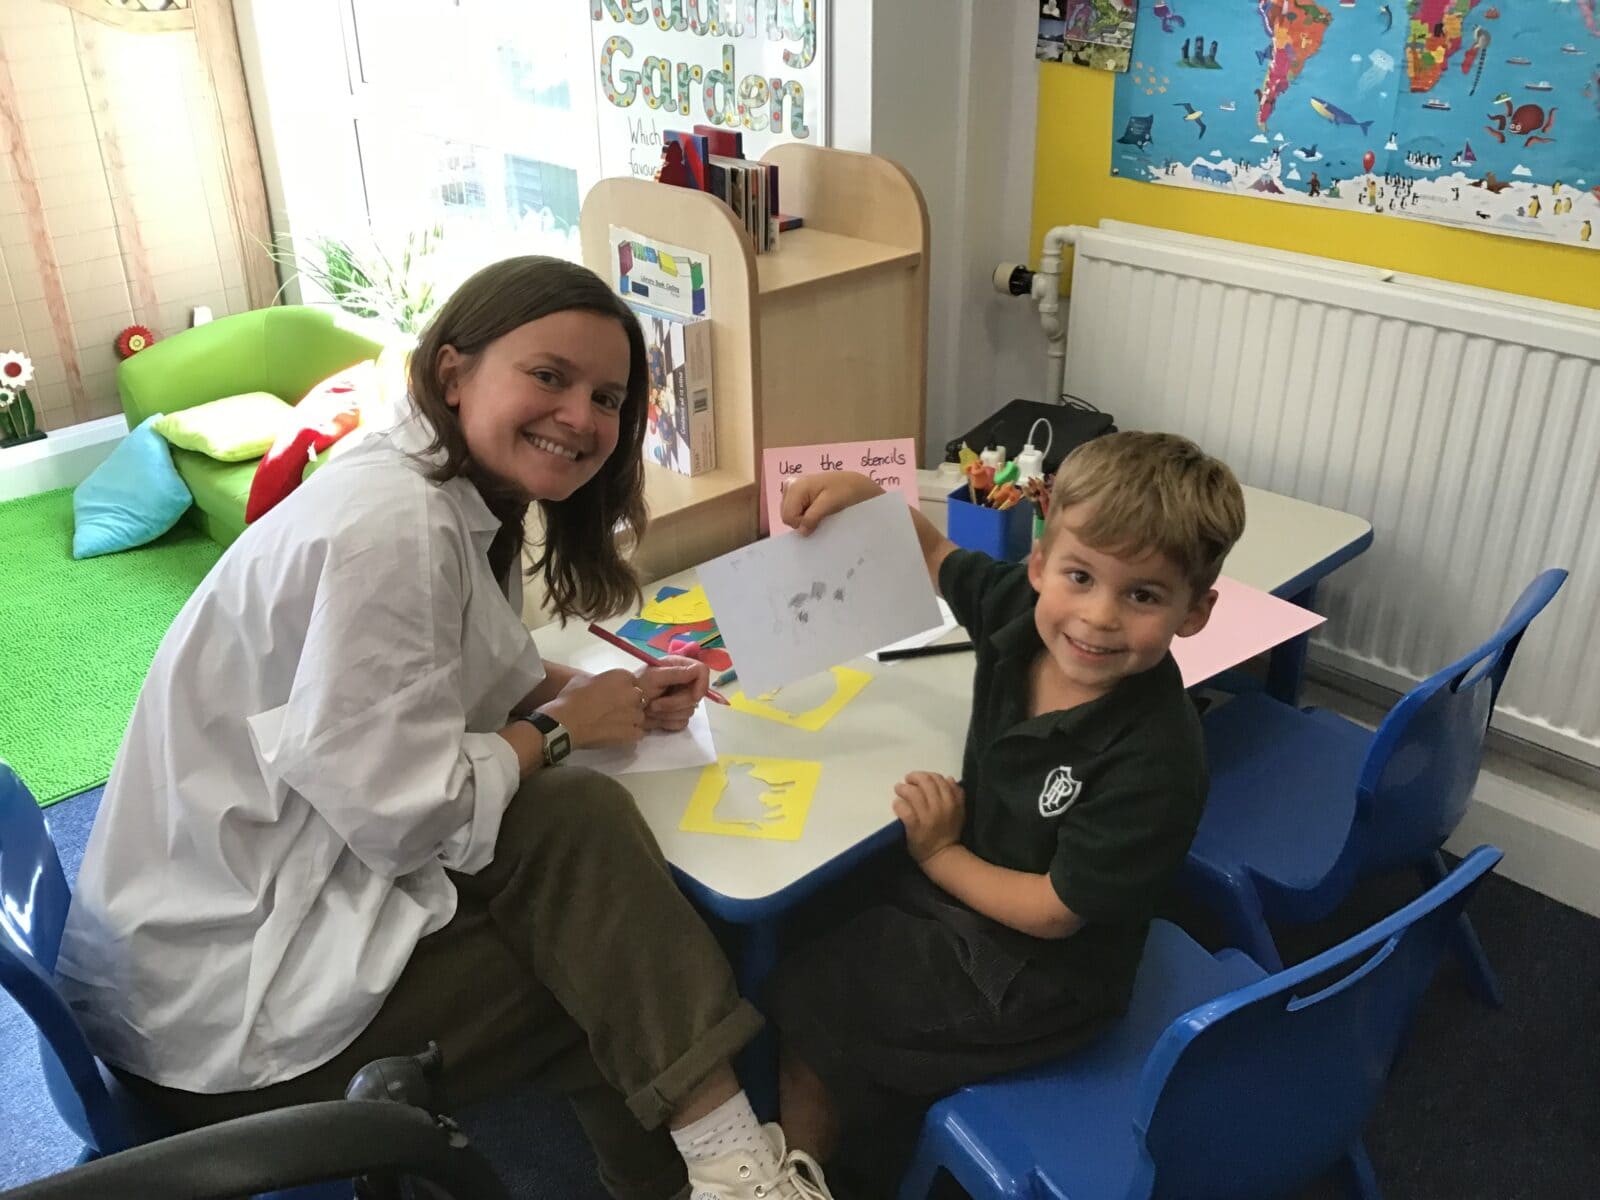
[{"xmin": 244, "ymin": 363, "xmax": 371, "ymax": 524}]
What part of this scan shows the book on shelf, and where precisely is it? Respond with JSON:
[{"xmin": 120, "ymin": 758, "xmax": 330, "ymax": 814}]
[
  {"xmin": 653, "ymin": 129, "xmax": 779, "ymax": 254},
  {"xmin": 706, "ymin": 153, "xmax": 768, "ymax": 252},
  {"xmin": 764, "ymin": 161, "xmax": 780, "ymax": 250},
  {"xmin": 666, "ymin": 130, "xmax": 710, "ymax": 191},
  {"xmin": 693, "ymin": 124, "xmax": 743, "ymax": 158},
  {"xmin": 627, "ymin": 299, "xmax": 716, "ymax": 477},
  {"xmin": 749, "ymin": 161, "xmax": 765, "ymax": 252},
  {"xmin": 710, "ymin": 153, "xmax": 745, "ymax": 234}
]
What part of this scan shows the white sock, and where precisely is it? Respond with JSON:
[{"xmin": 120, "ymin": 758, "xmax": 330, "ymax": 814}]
[{"xmin": 671, "ymin": 1091, "xmax": 779, "ymax": 1168}]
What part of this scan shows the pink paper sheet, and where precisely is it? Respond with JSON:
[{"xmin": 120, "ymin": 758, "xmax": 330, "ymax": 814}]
[{"xmin": 1170, "ymin": 576, "xmax": 1325, "ymax": 688}]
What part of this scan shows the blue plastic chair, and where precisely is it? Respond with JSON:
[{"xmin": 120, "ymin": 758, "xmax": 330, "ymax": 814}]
[
  {"xmin": 899, "ymin": 844, "xmax": 1503, "ymax": 1200},
  {"xmin": 1183, "ymin": 568, "xmax": 1564, "ymax": 1006},
  {"xmin": 0, "ymin": 761, "xmax": 345, "ymax": 1199}
]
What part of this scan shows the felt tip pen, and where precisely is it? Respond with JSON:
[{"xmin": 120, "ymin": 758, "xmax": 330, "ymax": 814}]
[
  {"xmin": 876, "ymin": 640, "xmax": 975, "ymax": 662},
  {"xmin": 586, "ymin": 623, "xmax": 731, "ymax": 705}
]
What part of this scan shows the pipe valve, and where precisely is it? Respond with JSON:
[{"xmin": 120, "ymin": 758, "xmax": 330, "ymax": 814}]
[{"xmin": 992, "ymin": 262, "xmax": 1035, "ymax": 296}]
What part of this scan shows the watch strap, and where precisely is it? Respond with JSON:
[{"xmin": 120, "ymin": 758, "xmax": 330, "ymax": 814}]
[{"xmin": 518, "ymin": 711, "xmax": 571, "ymax": 765}]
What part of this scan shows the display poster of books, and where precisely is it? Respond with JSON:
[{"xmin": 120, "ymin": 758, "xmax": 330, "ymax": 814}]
[
  {"xmin": 589, "ymin": 0, "xmax": 829, "ymax": 182},
  {"xmin": 1107, "ymin": 1, "xmax": 1600, "ymax": 251},
  {"xmin": 608, "ymin": 225, "xmax": 712, "ymax": 318}
]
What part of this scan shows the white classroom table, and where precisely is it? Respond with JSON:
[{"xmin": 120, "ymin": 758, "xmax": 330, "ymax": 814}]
[
  {"xmin": 532, "ymin": 479, "xmax": 1371, "ymax": 1112},
  {"xmin": 534, "ymin": 577, "xmax": 970, "ymax": 919},
  {"xmin": 535, "ymin": 481, "xmax": 1371, "ymax": 920}
]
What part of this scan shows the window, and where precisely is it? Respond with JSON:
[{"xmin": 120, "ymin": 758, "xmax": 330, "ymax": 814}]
[
  {"xmin": 247, "ymin": 0, "xmax": 829, "ymax": 303},
  {"xmin": 505, "ymin": 154, "xmax": 581, "ymax": 229},
  {"xmin": 436, "ymin": 143, "xmax": 488, "ymax": 211},
  {"xmin": 340, "ymin": 0, "xmax": 599, "ymax": 270}
]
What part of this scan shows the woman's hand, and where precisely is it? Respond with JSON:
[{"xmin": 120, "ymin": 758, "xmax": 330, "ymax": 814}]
[
  {"xmin": 539, "ymin": 669, "xmax": 647, "ymax": 749},
  {"xmin": 780, "ymin": 471, "xmax": 884, "ymax": 535},
  {"xmin": 636, "ymin": 655, "xmax": 708, "ymax": 731},
  {"xmin": 892, "ymin": 771, "xmax": 965, "ymax": 864}
]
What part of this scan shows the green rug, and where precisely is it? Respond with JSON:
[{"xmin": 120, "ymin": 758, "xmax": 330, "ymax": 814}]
[{"xmin": 0, "ymin": 489, "xmax": 222, "ymax": 806}]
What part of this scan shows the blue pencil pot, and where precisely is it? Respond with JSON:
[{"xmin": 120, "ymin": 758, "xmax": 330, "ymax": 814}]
[{"xmin": 946, "ymin": 485, "xmax": 1035, "ymax": 562}]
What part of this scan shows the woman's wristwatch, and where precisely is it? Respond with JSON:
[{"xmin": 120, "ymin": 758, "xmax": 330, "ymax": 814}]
[{"xmin": 518, "ymin": 711, "xmax": 572, "ymax": 766}]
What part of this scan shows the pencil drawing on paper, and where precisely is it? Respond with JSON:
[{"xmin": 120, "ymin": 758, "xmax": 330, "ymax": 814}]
[{"xmin": 779, "ymin": 557, "xmax": 867, "ymax": 631}]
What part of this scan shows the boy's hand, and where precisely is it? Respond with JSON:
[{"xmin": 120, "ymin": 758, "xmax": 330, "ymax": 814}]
[
  {"xmin": 635, "ymin": 656, "xmax": 708, "ymax": 732},
  {"xmin": 893, "ymin": 771, "xmax": 965, "ymax": 863},
  {"xmin": 781, "ymin": 471, "xmax": 883, "ymax": 535}
]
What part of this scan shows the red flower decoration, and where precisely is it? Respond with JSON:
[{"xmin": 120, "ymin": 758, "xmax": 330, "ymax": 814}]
[{"xmin": 116, "ymin": 325, "xmax": 156, "ymax": 359}]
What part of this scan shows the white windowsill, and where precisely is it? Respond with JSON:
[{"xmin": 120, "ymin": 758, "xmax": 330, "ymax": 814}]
[{"xmin": 0, "ymin": 414, "xmax": 129, "ymax": 503}]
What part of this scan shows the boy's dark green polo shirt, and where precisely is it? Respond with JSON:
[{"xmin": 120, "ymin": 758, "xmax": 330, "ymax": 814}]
[{"xmin": 936, "ymin": 548, "xmax": 1208, "ymax": 1006}]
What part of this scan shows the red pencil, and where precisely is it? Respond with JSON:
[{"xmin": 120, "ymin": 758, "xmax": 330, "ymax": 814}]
[{"xmin": 586, "ymin": 622, "xmax": 731, "ymax": 706}]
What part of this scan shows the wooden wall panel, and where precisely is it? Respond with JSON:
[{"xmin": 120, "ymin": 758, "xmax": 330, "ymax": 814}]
[{"xmin": 0, "ymin": 0, "xmax": 265, "ymax": 431}]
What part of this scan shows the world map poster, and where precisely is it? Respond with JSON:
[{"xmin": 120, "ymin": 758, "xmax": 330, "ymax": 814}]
[{"xmin": 1110, "ymin": 1, "xmax": 1600, "ymax": 250}]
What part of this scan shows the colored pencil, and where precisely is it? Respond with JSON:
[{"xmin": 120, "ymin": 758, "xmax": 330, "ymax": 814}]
[
  {"xmin": 876, "ymin": 640, "xmax": 975, "ymax": 662},
  {"xmin": 586, "ymin": 623, "xmax": 731, "ymax": 705}
]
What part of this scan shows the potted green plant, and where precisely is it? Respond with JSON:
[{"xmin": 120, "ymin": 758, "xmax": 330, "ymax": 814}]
[{"xmin": 267, "ymin": 225, "xmax": 446, "ymax": 339}]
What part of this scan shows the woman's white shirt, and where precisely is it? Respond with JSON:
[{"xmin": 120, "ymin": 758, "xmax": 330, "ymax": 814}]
[{"xmin": 55, "ymin": 415, "xmax": 545, "ymax": 1093}]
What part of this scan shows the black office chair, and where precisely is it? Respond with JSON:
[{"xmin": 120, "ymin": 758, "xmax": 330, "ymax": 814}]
[{"xmin": 0, "ymin": 1047, "xmax": 512, "ymax": 1200}]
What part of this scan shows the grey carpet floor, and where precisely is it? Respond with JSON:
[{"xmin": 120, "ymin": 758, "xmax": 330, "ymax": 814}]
[{"xmin": 5, "ymin": 788, "xmax": 1598, "ymax": 1198}]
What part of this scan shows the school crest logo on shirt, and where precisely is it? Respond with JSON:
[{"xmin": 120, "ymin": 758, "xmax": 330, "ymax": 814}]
[{"xmin": 1038, "ymin": 765, "xmax": 1082, "ymax": 818}]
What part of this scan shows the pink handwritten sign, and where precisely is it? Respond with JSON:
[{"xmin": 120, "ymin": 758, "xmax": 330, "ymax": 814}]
[
  {"xmin": 762, "ymin": 438, "xmax": 921, "ymax": 534},
  {"xmin": 1170, "ymin": 576, "xmax": 1326, "ymax": 688}
]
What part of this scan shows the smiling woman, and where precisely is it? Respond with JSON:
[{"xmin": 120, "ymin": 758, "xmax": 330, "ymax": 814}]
[
  {"xmin": 407, "ymin": 256, "xmax": 650, "ymax": 619},
  {"xmin": 53, "ymin": 254, "xmax": 837, "ymax": 1198}
]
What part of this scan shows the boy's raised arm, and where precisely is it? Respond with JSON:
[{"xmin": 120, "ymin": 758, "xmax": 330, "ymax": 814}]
[{"xmin": 782, "ymin": 471, "xmax": 958, "ymax": 594}]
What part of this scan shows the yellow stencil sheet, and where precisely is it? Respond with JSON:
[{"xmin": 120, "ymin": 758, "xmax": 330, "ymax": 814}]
[
  {"xmin": 640, "ymin": 584, "xmax": 714, "ymax": 626},
  {"xmin": 680, "ymin": 756, "xmax": 822, "ymax": 841},
  {"xmin": 729, "ymin": 666, "xmax": 871, "ymax": 732}
]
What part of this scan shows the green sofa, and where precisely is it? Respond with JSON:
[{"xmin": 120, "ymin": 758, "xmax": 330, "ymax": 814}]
[{"xmin": 117, "ymin": 306, "xmax": 384, "ymax": 547}]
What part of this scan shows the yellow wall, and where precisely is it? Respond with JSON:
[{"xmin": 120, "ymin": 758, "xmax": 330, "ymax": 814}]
[{"xmin": 1032, "ymin": 64, "xmax": 1600, "ymax": 311}]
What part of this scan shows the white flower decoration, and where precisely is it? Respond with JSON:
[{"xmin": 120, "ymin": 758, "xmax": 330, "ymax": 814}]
[
  {"xmin": 0, "ymin": 351, "xmax": 34, "ymax": 391},
  {"xmin": 0, "ymin": 389, "xmax": 14, "ymax": 410}
]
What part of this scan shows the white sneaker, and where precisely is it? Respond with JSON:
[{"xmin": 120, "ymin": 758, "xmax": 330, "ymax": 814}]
[{"xmin": 686, "ymin": 1122, "xmax": 834, "ymax": 1200}]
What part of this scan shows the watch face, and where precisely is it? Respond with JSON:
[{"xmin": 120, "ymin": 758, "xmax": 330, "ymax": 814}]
[{"xmin": 548, "ymin": 728, "xmax": 572, "ymax": 763}]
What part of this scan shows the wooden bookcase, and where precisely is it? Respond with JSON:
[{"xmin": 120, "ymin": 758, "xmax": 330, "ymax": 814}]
[{"xmin": 579, "ymin": 143, "xmax": 929, "ymax": 580}]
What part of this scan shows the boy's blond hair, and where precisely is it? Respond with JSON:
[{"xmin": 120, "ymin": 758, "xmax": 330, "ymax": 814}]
[{"xmin": 1044, "ymin": 431, "xmax": 1246, "ymax": 596}]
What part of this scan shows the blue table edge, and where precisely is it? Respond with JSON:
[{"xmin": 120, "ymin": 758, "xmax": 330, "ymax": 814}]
[{"xmin": 670, "ymin": 823, "xmax": 903, "ymax": 926}]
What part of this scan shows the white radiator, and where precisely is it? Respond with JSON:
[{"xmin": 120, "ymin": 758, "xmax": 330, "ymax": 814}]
[{"xmin": 1060, "ymin": 222, "xmax": 1600, "ymax": 768}]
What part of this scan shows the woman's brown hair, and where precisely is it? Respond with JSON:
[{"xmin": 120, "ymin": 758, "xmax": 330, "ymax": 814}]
[{"xmin": 408, "ymin": 255, "xmax": 648, "ymax": 621}]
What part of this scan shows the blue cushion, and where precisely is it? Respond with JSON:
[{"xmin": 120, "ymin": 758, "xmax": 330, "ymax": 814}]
[{"xmin": 72, "ymin": 417, "xmax": 193, "ymax": 559}]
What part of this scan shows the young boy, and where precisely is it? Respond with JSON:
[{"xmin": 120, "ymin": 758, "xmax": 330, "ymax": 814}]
[{"xmin": 771, "ymin": 431, "xmax": 1246, "ymax": 1196}]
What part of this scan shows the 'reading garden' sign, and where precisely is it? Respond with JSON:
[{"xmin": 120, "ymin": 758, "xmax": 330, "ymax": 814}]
[{"xmin": 590, "ymin": 0, "xmax": 828, "ymax": 182}]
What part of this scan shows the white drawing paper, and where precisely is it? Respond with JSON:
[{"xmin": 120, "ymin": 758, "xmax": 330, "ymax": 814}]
[
  {"xmin": 697, "ymin": 491, "xmax": 943, "ymax": 695},
  {"xmin": 567, "ymin": 701, "xmax": 716, "ymax": 777}
]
